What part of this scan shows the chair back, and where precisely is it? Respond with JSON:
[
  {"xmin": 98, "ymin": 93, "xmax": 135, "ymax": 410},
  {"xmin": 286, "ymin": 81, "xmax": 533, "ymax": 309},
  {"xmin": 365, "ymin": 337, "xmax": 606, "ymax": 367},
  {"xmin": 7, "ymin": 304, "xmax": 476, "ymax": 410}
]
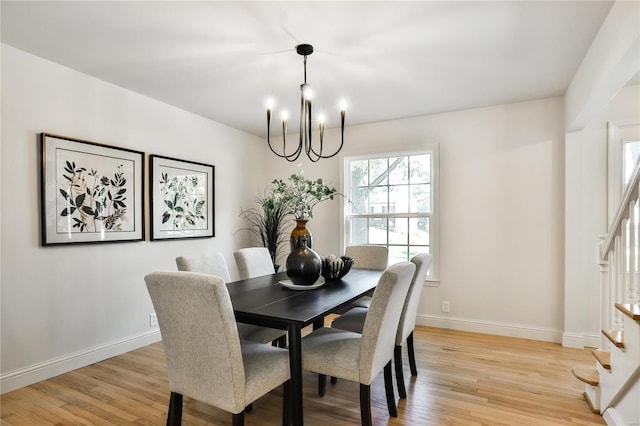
[
  {"xmin": 175, "ymin": 251, "xmax": 231, "ymax": 283},
  {"xmin": 145, "ymin": 271, "xmax": 245, "ymax": 413},
  {"xmin": 359, "ymin": 261, "xmax": 415, "ymax": 384},
  {"xmin": 345, "ymin": 245, "xmax": 388, "ymax": 270},
  {"xmin": 397, "ymin": 253, "xmax": 432, "ymax": 345},
  {"xmin": 234, "ymin": 247, "xmax": 275, "ymax": 279}
]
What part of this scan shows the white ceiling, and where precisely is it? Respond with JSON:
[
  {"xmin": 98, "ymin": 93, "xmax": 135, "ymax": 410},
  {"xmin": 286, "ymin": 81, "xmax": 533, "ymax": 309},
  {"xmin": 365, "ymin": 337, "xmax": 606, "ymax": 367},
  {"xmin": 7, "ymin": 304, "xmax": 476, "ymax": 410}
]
[{"xmin": 1, "ymin": 1, "xmax": 615, "ymax": 137}]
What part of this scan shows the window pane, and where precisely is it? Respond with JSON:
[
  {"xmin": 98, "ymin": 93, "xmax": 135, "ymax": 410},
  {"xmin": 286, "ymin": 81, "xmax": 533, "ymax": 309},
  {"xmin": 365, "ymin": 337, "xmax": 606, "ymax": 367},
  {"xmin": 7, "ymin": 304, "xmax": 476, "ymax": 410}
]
[
  {"xmin": 389, "ymin": 185, "xmax": 408, "ymax": 213},
  {"xmin": 410, "ymin": 184, "xmax": 431, "ymax": 213},
  {"xmin": 389, "ymin": 218, "xmax": 408, "ymax": 245},
  {"xmin": 350, "ymin": 160, "xmax": 369, "ymax": 187},
  {"xmin": 350, "ymin": 218, "xmax": 368, "ymax": 245},
  {"xmin": 369, "ymin": 158, "xmax": 388, "ymax": 186},
  {"xmin": 624, "ymin": 140, "xmax": 640, "ymax": 185},
  {"xmin": 350, "ymin": 187, "xmax": 368, "ymax": 214},
  {"xmin": 369, "ymin": 187, "xmax": 388, "ymax": 213},
  {"xmin": 409, "ymin": 218, "xmax": 429, "ymax": 245},
  {"xmin": 368, "ymin": 218, "xmax": 387, "ymax": 244},
  {"xmin": 389, "ymin": 245, "xmax": 409, "ymax": 264},
  {"xmin": 389, "ymin": 156, "xmax": 408, "ymax": 185},
  {"xmin": 410, "ymin": 154, "xmax": 431, "ymax": 184}
]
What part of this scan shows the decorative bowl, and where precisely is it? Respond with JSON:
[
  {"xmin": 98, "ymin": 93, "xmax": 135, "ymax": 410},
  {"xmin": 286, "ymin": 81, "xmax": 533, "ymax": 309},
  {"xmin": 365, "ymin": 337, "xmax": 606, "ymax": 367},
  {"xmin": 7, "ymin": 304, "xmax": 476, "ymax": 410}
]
[{"xmin": 321, "ymin": 255, "xmax": 354, "ymax": 281}]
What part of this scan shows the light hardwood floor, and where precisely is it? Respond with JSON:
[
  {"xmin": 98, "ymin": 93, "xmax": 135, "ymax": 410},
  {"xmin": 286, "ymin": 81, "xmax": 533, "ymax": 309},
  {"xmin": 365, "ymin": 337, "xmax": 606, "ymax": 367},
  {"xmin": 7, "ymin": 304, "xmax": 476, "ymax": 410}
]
[{"xmin": 1, "ymin": 325, "xmax": 604, "ymax": 425}]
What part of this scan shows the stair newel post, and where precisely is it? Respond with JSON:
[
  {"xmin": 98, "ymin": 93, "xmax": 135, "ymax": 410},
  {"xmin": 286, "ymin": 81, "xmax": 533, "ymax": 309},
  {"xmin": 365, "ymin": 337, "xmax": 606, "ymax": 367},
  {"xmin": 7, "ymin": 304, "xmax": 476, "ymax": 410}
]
[
  {"xmin": 633, "ymin": 193, "xmax": 640, "ymax": 304},
  {"xmin": 614, "ymin": 235, "xmax": 624, "ymax": 330},
  {"xmin": 599, "ymin": 236, "xmax": 610, "ymax": 351}
]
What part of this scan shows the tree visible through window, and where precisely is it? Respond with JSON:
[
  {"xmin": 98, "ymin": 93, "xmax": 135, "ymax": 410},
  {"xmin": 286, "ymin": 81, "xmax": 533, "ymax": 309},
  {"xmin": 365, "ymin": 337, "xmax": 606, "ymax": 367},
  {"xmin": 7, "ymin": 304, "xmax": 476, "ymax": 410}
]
[{"xmin": 344, "ymin": 149, "xmax": 438, "ymax": 279}]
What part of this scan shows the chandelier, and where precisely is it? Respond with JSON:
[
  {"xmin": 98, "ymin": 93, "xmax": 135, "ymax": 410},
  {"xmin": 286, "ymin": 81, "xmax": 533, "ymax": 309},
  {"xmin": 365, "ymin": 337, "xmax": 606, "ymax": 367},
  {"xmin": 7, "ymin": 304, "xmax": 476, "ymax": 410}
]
[{"xmin": 266, "ymin": 44, "xmax": 346, "ymax": 162}]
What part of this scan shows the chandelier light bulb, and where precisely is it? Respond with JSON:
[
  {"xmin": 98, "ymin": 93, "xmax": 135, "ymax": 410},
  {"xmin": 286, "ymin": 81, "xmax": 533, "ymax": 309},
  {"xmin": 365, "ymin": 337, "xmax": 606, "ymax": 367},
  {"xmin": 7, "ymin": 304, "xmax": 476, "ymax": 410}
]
[
  {"xmin": 266, "ymin": 98, "xmax": 275, "ymax": 111},
  {"xmin": 281, "ymin": 110, "xmax": 289, "ymax": 122},
  {"xmin": 318, "ymin": 114, "xmax": 326, "ymax": 125},
  {"xmin": 340, "ymin": 100, "xmax": 347, "ymax": 112},
  {"xmin": 302, "ymin": 84, "xmax": 313, "ymax": 100}
]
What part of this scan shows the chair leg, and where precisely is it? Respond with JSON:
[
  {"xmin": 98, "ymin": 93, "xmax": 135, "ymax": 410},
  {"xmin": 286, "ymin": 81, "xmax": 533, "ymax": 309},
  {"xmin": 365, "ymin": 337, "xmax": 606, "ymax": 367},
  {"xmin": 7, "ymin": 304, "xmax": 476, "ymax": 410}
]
[
  {"xmin": 330, "ymin": 376, "xmax": 337, "ymax": 384},
  {"xmin": 407, "ymin": 331, "xmax": 418, "ymax": 376},
  {"xmin": 318, "ymin": 374, "xmax": 327, "ymax": 397},
  {"xmin": 277, "ymin": 335, "xmax": 287, "ymax": 348},
  {"xmin": 384, "ymin": 361, "xmax": 397, "ymax": 417},
  {"xmin": 359, "ymin": 383, "xmax": 372, "ymax": 426},
  {"xmin": 244, "ymin": 403, "xmax": 252, "ymax": 413},
  {"xmin": 166, "ymin": 392, "xmax": 183, "ymax": 426},
  {"xmin": 232, "ymin": 412, "xmax": 244, "ymax": 426},
  {"xmin": 394, "ymin": 345, "xmax": 407, "ymax": 399},
  {"xmin": 282, "ymin": 380, "xmax": 290, "ymax": 426}
]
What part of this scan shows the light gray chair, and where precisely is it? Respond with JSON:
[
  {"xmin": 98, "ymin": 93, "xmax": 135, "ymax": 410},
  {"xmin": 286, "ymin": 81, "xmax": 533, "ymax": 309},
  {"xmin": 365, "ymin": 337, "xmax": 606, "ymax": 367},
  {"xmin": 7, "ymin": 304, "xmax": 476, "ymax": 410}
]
[
  {"xmin": 234, "ymin": 247, "xmax": 276, "ymax": 280},
  {"xmin": 144, "ymin": 271, "xmax": 290, "ymax": 426},
  {"xmin": 331, "ymin": 253, "xmax": 432, "ymax": 399},
  {"xmin": 301, "ymin": 262, "xmax": 416, "ymax": 426},
  {"xmin": 333, "ymin": 245, "xmax": 389, "ymax": 314},
  {"xmin": 176, "ymin": 251, "xmax": 231, "ymax": 282},
  {"xmin": 176, "ymin": 252, "xmax": 286, "ymax": 348},
  {"xmin": 345, "ymin": 245, "xmax": 389, "ymax": 271}
]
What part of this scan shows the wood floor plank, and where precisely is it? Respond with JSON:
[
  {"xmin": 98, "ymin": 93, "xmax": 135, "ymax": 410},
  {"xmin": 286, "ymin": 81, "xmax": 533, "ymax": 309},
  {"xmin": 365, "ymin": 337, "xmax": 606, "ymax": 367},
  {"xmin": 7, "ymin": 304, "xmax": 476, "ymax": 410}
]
[{"xmin": 0, "ymin": 326, "xmax": 605, "ymax": 425}]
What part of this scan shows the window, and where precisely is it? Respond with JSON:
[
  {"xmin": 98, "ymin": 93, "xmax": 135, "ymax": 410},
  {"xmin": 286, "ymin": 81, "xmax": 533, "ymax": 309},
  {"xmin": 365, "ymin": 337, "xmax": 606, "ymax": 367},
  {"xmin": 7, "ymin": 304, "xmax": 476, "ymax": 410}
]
[{"xmin": 343, "ymin": 147, "xmax": 438, "ymax": 280}]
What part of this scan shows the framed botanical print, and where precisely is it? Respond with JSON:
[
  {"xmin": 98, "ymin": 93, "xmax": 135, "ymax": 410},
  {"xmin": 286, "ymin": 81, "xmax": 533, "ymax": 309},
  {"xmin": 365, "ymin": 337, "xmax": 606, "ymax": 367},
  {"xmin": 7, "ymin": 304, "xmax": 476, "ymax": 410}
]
[
  {"xmin": 40, "ymin": 133, "xmax": 145, "ymax": 245},
  {"xmin": 149, "ymin": 154, "xmax": 214, "ymax": 240}
]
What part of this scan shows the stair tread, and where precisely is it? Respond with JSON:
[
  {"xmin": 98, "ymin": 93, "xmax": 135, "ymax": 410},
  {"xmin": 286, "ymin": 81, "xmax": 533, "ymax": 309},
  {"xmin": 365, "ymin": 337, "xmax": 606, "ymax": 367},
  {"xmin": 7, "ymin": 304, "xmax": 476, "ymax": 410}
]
[
  {"xmin": 602, "ymin": 329, "xmax": 625, "ymax": 348},
  {"xmin": 615, "ymin": 303, "xmax": 640, "ymax": 321},
  {"xmin": 572, "ymin": 366, "xmax": 599, "ymax": 386},
  {"xmin": 591, "ymin": 349, "xmax": 611, "ymax": 370}
]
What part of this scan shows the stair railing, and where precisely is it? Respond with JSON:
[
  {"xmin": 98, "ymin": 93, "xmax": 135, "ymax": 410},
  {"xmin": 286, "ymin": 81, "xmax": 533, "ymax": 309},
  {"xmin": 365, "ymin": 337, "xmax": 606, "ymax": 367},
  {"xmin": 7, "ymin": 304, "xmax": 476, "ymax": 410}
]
[{"xmin": 600, "ymin": 160, "xmax": 640, "ymax": 347}]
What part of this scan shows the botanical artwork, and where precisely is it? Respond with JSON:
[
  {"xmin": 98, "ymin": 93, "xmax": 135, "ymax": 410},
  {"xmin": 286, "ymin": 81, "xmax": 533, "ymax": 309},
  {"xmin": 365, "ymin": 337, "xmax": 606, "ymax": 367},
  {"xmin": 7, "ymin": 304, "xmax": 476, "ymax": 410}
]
[
  {"xmin": 150, "ymin": 155, "xmax": 214, "ymax": 240},
  {"xmin": 157, "ymin": 168, "xmax": 207, "ymax": 231},
  {"xmin": 58, "ymin": 158, "xmax": 133, "ymax": 233},
  {"xmin": 41, "ymin": 133, "xmax": 144, "ymax": 245}
]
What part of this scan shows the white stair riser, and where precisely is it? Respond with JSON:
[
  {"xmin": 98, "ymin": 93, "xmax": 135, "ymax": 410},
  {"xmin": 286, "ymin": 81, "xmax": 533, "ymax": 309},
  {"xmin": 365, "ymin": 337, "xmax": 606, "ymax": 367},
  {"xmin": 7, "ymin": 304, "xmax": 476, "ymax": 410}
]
[{"xmin": 599, "ymin": 314, "xmax": 639, "ymax": 411}]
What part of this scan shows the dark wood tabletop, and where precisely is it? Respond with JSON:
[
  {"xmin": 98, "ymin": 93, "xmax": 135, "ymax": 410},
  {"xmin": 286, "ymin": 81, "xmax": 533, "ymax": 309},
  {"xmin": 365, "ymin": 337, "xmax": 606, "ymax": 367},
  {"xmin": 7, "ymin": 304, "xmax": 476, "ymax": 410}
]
[{"xmin": 226, "ymin": 268, "xmax": 382, "ymax": 426}]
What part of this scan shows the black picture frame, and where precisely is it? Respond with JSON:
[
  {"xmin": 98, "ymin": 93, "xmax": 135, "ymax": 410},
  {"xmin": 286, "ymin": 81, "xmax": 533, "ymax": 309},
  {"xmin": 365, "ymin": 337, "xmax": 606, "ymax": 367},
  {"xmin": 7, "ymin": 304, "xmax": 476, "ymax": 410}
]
[
  {"xmin": 40, "ymin": 133, "xmax": 145, "ymax": 245},
  {"xmin": 149, "ymin": 154, "xmax": 215, "ymax": 241}
]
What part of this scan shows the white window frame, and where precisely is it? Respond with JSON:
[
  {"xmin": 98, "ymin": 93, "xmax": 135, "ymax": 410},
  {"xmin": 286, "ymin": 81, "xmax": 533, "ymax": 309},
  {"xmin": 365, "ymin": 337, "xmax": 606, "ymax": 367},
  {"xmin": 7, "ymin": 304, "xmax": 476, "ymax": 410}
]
[{"xmin": 340, "ymin": 145, "xmax": 439, "ymax": 281}]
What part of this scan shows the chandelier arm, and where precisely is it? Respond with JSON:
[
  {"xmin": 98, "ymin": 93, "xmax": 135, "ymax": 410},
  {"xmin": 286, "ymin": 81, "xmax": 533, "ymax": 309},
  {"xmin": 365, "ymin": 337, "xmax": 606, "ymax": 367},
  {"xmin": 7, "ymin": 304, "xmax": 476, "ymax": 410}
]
[
  {"xmin": 266, "ymin": 114, "xmax": 303, "ymax": 161},
  {"xmin": 307, "ymin": 109, "xmax": 345, "ymax": 160}
]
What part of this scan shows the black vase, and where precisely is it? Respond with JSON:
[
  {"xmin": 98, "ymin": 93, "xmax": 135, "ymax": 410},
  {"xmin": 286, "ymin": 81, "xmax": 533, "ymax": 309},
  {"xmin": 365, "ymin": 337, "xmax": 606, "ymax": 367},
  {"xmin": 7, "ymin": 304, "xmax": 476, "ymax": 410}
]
[{"xmin": 286, "ymin": 237, "xmax": 322, "ymax": 285}]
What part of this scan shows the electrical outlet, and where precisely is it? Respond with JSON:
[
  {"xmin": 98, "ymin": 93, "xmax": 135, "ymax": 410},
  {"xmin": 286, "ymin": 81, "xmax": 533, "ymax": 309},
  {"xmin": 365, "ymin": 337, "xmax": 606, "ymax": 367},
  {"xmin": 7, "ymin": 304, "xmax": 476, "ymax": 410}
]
[
  {"xmin": 441, "ymin": 301, "xmax": 450, "ymax": 313},
  {"xmin": 149, "ymin": 313, "xmax": 158, "ymax": 327}
]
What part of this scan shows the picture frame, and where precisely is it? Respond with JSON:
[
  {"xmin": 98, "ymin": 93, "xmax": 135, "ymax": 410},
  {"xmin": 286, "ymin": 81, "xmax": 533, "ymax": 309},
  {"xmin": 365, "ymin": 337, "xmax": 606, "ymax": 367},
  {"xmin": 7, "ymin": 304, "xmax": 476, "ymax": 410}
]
[
  {"xmin": 40, "ymin": 133, "xmax": 145, "ymax": 245},
  {"xmin": 149, "ymin": 154, "xmax": 215, "ymax": 241}
]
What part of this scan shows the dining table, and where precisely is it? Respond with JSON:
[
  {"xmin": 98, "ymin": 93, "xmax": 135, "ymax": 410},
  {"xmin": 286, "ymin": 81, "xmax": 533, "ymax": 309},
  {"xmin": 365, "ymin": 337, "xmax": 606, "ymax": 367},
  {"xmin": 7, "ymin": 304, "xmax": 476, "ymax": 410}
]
[{"xmin": 226, "ymin": 268, "xmax": 383, "ymax": 426}]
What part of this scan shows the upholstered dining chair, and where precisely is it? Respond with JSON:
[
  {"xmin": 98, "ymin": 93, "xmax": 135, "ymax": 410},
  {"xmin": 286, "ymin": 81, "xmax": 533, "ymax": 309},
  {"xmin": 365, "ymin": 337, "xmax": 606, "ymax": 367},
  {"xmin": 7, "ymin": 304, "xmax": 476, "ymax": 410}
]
[
  {"xmin": 345, "ymin": 245, "xmax": 389, "ymax": 271},
  {"xmin": 175, "ymin": 251, "xmax": 231, "ymax": 282},
  {"xmin": 332, "ymin": 245, "xmax": 389, "ymax": 315},
  {"xmin": 331, "ymin": 253, "xmax": 432, "ymax": 399},
  {"xmin": 176, "ymin": 252, "xmax": 286, "ymax": 348},
  {"xmin": 234, "ymin": 247, "xmax": 276, "ymax": 280},
  {"xmin": 301, "ymin": 262, "xmax": 416, "ymax": 426},
  {"xmin": 145, "ymin": 271, "xmax": 290, "ymax": 426}
]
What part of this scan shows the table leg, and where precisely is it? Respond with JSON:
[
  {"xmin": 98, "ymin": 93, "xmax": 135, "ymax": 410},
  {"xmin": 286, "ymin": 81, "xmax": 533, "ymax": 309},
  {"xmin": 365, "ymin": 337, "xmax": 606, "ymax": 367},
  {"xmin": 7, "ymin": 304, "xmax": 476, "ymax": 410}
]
[{"xmin": 287, "ymin": 324, "xmax": 304, "ymax": 426}]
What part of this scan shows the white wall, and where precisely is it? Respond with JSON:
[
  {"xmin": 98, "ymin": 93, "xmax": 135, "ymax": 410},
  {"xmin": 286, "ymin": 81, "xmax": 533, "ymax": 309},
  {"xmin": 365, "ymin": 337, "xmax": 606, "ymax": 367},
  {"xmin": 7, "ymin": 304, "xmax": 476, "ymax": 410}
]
[
  {"xmin": 267, "ymin": 97, "xmax": 566, "ymax": 342},
  {"xmin": 0, "ymin": 45, "xmax": 264, "ymax": 393}
]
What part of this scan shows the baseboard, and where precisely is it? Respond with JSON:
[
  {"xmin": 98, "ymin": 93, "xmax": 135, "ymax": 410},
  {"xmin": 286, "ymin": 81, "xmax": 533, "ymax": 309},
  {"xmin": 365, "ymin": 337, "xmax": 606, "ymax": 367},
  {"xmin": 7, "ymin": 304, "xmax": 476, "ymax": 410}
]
[
  {"xmin": 563, "ymin": 331, "xmax": 601, "ymax": 349},
  {"xmin": 416, "ymin": 314, "xmax": 563, "ymax": 343},
  {"xmin": 0, "ymin": 330, "xmax": 161, "ymax": 394}
]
